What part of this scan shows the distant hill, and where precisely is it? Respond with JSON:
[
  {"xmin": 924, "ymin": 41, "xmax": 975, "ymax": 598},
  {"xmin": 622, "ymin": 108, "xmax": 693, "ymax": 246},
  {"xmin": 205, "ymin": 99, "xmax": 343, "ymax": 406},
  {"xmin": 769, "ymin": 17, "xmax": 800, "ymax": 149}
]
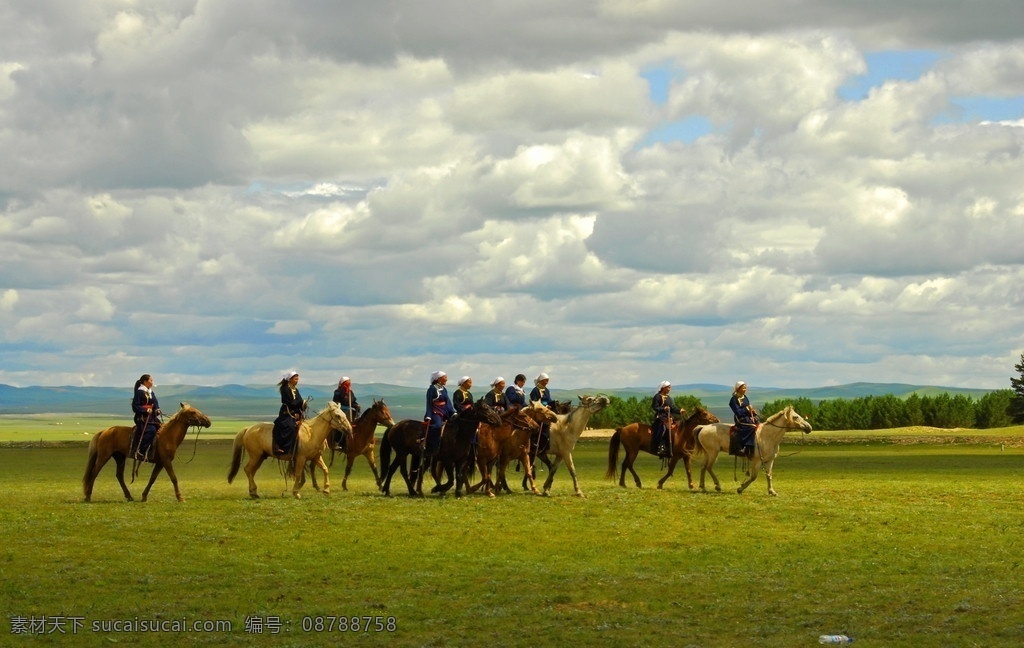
[{"xmin": 0, "ymin": 382, "xmax": 997, "ymax": 423}]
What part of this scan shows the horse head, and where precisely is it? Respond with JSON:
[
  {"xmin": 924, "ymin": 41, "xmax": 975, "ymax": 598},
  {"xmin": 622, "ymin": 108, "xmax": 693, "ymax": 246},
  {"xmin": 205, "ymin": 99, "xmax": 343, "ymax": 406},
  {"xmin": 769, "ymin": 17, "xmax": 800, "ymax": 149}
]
[
  {"xmin": 470, "ymin": 399, "xmax": 503, "ymax": 427},
  {"xmin": 689, "ymin": 406, "xmax": 719, "ymax": 426},
  {"xmin": 177, "ymin": 402, "xmax": 212, "ymax": 429},
  {"xmin": 324, "ymin": 400, "xmax": 354, "ymax": 434},
  {"xmin": 369, "ymin": 399, "xmax": 396, "ymax": 429},
  {"xmin": 782, "ymin": 406, "xmax": 812, "ymax": 434},
  {"xmin": 577, "ymin": 394, "xmax": 611, "ymax": 412},
  {"xmin": 525, "ymin": 400, "xmax": 558, "ymax": 423}
]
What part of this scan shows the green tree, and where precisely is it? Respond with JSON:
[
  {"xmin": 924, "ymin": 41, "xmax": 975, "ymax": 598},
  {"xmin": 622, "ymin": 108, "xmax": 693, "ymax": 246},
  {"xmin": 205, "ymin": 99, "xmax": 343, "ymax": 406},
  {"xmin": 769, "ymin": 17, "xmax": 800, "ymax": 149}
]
[
  {"xmin": 975, "ymin": 390, "xmax": 1013, "ymax": 428},
  {"xmin": 1009, "ymin": 353, "xmax": 1024, "ymax": 424}
]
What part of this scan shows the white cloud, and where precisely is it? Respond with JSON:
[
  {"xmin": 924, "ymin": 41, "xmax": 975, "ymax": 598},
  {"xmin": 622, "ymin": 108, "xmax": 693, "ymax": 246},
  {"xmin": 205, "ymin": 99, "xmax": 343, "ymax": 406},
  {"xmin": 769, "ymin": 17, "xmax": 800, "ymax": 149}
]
[{"xmin": 0, "ymin": 3, "xmax": 1022, "ymax": 390}]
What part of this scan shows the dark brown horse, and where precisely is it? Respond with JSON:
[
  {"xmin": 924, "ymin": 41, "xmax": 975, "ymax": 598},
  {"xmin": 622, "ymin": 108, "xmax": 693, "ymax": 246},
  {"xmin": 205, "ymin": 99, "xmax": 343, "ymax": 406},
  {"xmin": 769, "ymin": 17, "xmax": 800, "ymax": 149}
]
[
  {"xmin": 605, "ymin": 406, "xmax": 719, "ymax": 490},
  {"xmin": 378, "ymin": 418, "xmax": 426, "ymax": 497},
  {"xmin": 327, "ymin": 399, "xmax": 395, "ymax": 491},
  {"xmin": 470, "ymin": 401, "xmax": 557, "ymax": 497},
  {"xmin": 83, "ymin": 403, "xmax": 212, "ymax": 502},
  {"xmin": 427, "ymin": 399, "xmax": 502, "ymax": 497}
]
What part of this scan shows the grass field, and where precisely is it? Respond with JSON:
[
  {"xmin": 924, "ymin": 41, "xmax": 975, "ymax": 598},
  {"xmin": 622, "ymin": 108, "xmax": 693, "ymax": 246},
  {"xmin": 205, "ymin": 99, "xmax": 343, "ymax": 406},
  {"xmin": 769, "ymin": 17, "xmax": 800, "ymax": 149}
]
[{"xmin": 0, "ymin": 423, "xmax": 1022, "ymax": 647}]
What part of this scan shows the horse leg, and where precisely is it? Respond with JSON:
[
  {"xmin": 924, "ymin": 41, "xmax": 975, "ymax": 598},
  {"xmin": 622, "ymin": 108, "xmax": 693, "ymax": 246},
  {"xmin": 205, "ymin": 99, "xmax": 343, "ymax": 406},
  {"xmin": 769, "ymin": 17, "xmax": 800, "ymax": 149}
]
[
  {"xmin": 363, "ymin": 449, "xmax": 382, "ymax": 489},
  {"xmin": 519, "ymin": 452, "xmax": 539, "ymax": 494},
  {"xmin": 245, "ymin": 454, "xmax": 267, "ymax": 499},
  {"xmin": 113, "ymin": 453, "xmax": 135, "ymax": 501},
  {"xmin": 657, "ymin": 456, "xmax": 678, "ymax": 489},
  {"xmin": 564, "ymin": 453, "xmax": 585, "ymax": 498},
  {"xmin": 683, "ymin": 454, "xmax": 696, "ymax": 490},
  {"xmin": 291, "ymin": 460, "xmax": 307, "ymax": 499},
  {"xmin": 317, "ymin": 456, "xmax": 331, "ymax": 495},
  {"xmin": 738, "ymin": 457, "xmax": 766, "ymax": 495},
  {"xmin": 703, "ymin": 452, "xmax": 723, "ymax": 493},
  {"xmin": 542, "ymin": 456, "xmax": 563, "ymax": 496},
  {"xmin": 625, "ymin": 449, "xmax": 642, "ymax": 488},
  {"xmin": 140, "ymin": 462, "xmax": 165, "ymax": 502},
  {"xmin": 342, "ymin": 455, "xmax": 355, "ymax": 491}
]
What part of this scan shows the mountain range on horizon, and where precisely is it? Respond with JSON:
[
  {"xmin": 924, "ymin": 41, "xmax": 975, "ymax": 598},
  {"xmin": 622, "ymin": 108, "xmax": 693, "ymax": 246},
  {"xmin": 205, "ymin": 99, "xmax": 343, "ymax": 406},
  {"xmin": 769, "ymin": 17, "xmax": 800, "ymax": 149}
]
[{"xmin": 0, "ymin": 382, "xmax": 998, "ymax": 421}]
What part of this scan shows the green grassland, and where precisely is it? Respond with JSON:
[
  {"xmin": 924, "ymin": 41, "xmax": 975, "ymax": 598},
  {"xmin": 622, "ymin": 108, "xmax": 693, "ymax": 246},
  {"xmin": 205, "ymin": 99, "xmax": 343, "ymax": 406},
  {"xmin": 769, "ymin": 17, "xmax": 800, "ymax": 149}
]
[{"xmin": 0, "ymin": 426, "xmax": 1022, "ymax": 647}]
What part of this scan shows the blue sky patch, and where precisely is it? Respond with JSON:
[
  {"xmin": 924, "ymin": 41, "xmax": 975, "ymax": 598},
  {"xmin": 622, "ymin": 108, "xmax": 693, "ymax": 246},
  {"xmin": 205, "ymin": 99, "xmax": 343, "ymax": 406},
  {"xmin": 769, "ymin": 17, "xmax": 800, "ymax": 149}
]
[{"xmin": 839, "ymin": 50, "xmax": 944, "ymax": 101}]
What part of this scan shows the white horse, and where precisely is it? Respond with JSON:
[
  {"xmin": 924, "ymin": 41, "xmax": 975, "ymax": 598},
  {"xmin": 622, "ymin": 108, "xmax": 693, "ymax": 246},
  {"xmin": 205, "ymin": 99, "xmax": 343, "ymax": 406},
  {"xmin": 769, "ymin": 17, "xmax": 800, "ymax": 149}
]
[
  {"xmin": 694, "ymin": 405, "xmax": 812, "ymax": 496},
  {"xmin": 539, "ymin": 394, "xmax": 610, "ymax": 497},
  {"xmin": 227, "ymin": 401, "xmax": 353, "ymax": 499}
]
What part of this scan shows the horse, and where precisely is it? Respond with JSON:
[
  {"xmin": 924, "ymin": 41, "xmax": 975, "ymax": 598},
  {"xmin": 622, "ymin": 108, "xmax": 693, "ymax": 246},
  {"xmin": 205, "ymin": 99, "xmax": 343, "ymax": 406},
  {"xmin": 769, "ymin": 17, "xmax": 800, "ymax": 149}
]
[
  {"xmin": 695, "ymin": 405, "xmax": 812, "ymax": 496},
  {"xmin": 378, "ymin": 418, "xmax": 426, "ymax": 497},
  {"xmin": 538, "ymin": 394, "xmax": 610, "ymax": 497},
  {"xmin": 605, "ymin": 406, "xmax": 720, "ymax": 490},
  {"xmin": 82, "ymin": 403, "xmax": 212, "ymax": 502},
  {"xmin": 427, "ymin": 399, "xmax": 503, "ymax": 497},
  {"xmin": 227, "ymin": 400, "xmax": 353, "ymax": 499},
  {"xmin": 470, "ymin": 400, "xmax": 558, "ymax": 497},
  {"xmin": 327, "ymin": 399, "xmax": 395, "ymax": 491}
]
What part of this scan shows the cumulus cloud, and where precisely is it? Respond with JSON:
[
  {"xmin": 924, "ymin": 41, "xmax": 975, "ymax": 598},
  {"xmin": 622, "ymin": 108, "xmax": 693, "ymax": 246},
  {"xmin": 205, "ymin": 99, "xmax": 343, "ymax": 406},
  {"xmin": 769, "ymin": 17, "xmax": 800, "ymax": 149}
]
[{"xmin": 0, "ymin": 2, "xmax": 1022, "ymax": 389}]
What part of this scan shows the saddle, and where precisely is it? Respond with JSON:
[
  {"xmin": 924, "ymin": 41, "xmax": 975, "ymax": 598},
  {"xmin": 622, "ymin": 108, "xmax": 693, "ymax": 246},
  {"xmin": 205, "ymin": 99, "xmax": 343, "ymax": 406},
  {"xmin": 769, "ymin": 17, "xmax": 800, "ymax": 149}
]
[{"xmin": 728, "ymin": 426, "xmax": 754, "ymax": 458}]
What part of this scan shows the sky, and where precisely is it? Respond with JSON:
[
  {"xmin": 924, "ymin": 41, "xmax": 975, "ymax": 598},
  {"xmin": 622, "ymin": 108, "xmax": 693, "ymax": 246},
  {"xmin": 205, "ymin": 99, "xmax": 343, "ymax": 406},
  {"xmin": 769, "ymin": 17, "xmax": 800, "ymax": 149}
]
[{"xmin": 1, "ymin": 1, "xmax": 1023, "ymax": 391}]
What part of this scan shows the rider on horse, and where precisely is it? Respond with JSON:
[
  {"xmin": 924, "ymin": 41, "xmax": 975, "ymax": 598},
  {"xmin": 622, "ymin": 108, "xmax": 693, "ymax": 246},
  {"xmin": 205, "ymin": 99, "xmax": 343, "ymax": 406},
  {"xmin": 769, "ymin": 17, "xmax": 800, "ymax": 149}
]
[
  {"xmin": 331, "ymin": 376, "xmax": 359, "ymax": 450},
  {"xmin": 651, "ymin": 381, "xmax": 681, "ymax": 458},
  {"xmin": 273, "ymin": 371, "xmax": 306, "ymax": 456},
  {"xmin": 729, "ymin": 380, "xmax": 759, "ymax": 457},
  {"xmin": 131, "ymin": 374, "xmax": 161, "ymax": 461}
]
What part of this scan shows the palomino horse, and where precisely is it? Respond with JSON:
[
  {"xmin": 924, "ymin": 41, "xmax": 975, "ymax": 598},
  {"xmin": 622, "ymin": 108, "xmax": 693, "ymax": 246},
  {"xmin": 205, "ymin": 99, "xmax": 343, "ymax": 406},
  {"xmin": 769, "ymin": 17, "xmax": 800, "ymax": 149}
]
[
  {"xmin": 695, "ymin": 405, "xmax": 812, "ymax": 496},
  {"xmin": 328, "ymin": 399, "xmax": 395, "ymax": 491},
  {"xmin": 427, "ymin": 399, "xmax": 502, "ymax": 497},
  {"xmin": 227, "ymin": 401, "xmax": 352, "ymax": 498},
  {"xmin": 538, "ymin": 394, "xmax": 610, "ymax": 497},
  {"xmin": 470, "ymin": 401, "xmax": 558, "ymax": 497},
  {"xmin": 83, "ymin": 403, "xmax": 212, "ymax": 502},
  {"xmin": 605, "ymin": 406, "xmax": 720, "ymax": 490}
]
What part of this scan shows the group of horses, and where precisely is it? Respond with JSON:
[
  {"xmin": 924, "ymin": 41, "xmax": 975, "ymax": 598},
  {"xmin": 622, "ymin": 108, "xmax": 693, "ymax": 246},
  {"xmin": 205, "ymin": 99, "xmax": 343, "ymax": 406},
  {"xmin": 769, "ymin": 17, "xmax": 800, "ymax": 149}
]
[{"xmin": 82, "ymin": 395, "xmax": 812, "ymax": 502}]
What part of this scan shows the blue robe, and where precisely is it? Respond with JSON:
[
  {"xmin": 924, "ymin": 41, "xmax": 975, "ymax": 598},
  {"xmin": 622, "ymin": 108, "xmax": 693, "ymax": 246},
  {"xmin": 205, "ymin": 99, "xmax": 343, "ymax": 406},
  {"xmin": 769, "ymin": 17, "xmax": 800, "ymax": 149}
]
[
  {"xmin": 131, "ymin": 387, "xmax": 160, "ymax": 459},
  {"xmin": 651, "ymin": 392, "xmax": 680, "ymax": 452},
  {"xmin": 729, "ymin": 393, "xmax": 759, "ymax": 450},
  {"xmin": 273, "ymin": 384, "xmax": 304, "ymax": 453},
  {"xmin": 505, "ymin": 384, "xmax": 527, "ymax": 410},
  {"xmin": 424, "ymin": 383, "xmax": 455, "ymax": 452}
]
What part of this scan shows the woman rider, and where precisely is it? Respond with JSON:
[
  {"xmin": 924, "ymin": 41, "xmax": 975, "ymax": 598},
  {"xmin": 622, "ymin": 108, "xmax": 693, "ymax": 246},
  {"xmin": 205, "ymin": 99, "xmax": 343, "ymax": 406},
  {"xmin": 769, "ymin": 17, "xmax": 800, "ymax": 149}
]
[
  {"xmin": 729, "ymin": 380, "xmax": 759, "ymax": 457},
  {"xmin": 273, "ymin": 371, "xmax": 305, "ymax": 456},
  {"xmin": 651, "ymin": 381, "xmax": 681, "ymax": 458},
  {"xmin": 131, "ymin": 374, "xmax": 161, "ymax": 461}
]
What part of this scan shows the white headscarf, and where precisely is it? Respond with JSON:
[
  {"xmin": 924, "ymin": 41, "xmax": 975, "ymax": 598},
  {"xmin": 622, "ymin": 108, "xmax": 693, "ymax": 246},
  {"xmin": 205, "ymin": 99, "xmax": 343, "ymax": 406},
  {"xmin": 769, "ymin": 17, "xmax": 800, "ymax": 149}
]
[
  {"xmin": 282, "ymin": 371, "xmax": 298, "ymax": 382},
  {"xmin": 458, "ymin": 376, "xmax": 471, "ymax": 387},
  {"xmin": 490, "ymin": 376, "xmax": 505, "ymax": 387},
  {"xmin": 430, "ymin": 370, "xmax": 446, "ymax": 383},
  {"xmin": 534, "ymin": 372, "xmax": 549, "ymax": 386},
  {"xmin": 658, "ymin": 380, "xmax": 671, "ymax": 390},
  {"xmin": 734, "ymin": 380, "xmax": 746, "ymax": 393}
]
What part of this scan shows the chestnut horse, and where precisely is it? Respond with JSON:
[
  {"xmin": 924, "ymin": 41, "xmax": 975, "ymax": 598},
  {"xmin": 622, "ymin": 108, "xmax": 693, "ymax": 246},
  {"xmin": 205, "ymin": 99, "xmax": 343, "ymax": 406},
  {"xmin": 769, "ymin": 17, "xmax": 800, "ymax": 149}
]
[
  {"xmin": 82, "ymin": 403, "xmax": 212, "ymax": 502},
  {"xmin": 427, "ymin": 399, "xmax": 502, "ymax": 497},
  {"xmin": 227, "ymin": 401, "xmax": 352, "ymax": 498},
  {"xmin": 695, "ymin": 406, "xmax": 812, "ymax": 496},
  {"xmin": 327, "ymin": 399, "xmax": 395, "ymax": 491},
  {"xmin": 470, "ymin": 401, "xmax": 558, "ymax": 497},
  {"xmin": 605, "ymin": 406, "xmax": 720, "ymax": 490},
  {"xmin": 538, "ymin": 394, "xmax": 610, "ymax": 497}
]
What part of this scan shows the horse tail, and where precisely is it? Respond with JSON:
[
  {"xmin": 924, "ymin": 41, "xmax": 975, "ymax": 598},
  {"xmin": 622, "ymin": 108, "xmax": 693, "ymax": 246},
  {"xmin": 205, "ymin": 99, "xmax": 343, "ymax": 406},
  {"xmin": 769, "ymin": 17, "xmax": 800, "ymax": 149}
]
[
  {"xmin": 605, "ymin": 428, "xmax": 622, "ymax": 479},
  {"xmin": 693, "ymin": 426, "xmax": 706, "ymax": 457},
  {"xmin": 82, "ymin": 432, "xmax": 101, "ymax": 495},
  {"xmin": 227, "ymin": 427, "xmax": 246, "ymax": 483}
]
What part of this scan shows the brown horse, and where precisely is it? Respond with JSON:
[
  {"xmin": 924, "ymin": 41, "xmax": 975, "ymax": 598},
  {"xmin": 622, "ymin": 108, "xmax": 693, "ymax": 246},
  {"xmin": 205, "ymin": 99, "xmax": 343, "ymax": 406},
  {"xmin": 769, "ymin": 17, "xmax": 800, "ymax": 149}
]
[
  {"xmin": 82, "ymin": 403, "xmax": 212, "ymax": 502},
  {"xmin": 471, "ymin": 401, "xmax": 559, "ymax": 496},
  {"xmin": 428, "ymin": 399, "xmax": 502, "ymax": 497},
  {"xmin": 227, "ymin": 401, "xmax": 352, "ymax": 499},
  {"xmin": 605, "ymin": 406, "xmax": 720, "ymax": 490},
  {"xmin": 327, "ymin": 399, "xmax": 395, "ymax": 491}
]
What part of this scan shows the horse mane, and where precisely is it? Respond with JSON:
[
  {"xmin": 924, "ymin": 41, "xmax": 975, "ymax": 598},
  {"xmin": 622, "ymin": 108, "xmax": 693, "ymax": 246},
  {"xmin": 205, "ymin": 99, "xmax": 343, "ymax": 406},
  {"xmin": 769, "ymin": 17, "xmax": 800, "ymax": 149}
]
[{"xmin": 762, "ymin": 406, "xmax": 793, "ymax": 425}]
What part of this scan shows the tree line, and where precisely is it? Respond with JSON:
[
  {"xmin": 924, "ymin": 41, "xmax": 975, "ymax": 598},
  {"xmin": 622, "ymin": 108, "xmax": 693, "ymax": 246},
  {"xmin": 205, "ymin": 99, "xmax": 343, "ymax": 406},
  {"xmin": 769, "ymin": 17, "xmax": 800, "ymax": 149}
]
[{"xmin": 587, "ymin": 390, "xmax": 1017, "ymax": 431}]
